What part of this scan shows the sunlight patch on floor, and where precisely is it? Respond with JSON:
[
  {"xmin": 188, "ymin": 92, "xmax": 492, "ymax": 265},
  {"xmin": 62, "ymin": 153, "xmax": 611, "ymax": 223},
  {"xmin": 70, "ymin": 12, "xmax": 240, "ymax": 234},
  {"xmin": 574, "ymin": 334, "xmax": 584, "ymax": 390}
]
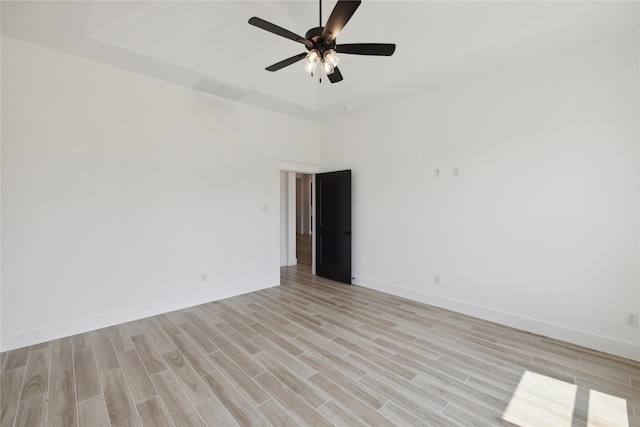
[
  {"xmin": 587, "ymin": 389, "xmax": 629, "ymax": 427},
  {"xmin": 502, "ymin": 371, "xmax": 629, "ymax": 427},
  {"xmin": 503, "ymin": 371, "xmax": 577, "ymax": 426}
]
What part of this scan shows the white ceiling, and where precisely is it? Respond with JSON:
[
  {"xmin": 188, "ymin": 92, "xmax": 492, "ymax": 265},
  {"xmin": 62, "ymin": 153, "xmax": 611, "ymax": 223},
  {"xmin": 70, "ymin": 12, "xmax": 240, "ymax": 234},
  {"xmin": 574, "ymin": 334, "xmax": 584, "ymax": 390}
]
[{"xmin": 2, "ymin": 1, "xmax": 638, "ymax": 122}]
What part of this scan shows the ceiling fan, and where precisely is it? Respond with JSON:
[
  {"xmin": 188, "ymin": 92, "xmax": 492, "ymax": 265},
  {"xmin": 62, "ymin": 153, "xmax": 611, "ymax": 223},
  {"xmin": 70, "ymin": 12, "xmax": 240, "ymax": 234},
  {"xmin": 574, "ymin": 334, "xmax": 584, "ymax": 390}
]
[{"xmin": 248, "ymin": 0, "xmax": 395, "ymax": 83}]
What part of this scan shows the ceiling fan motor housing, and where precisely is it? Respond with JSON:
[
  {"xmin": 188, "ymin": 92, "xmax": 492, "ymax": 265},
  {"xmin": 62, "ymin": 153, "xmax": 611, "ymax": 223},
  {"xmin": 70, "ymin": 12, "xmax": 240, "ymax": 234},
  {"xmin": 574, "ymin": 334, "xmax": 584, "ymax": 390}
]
[{"xmin": 305, "ymin": 27, "xmax": 336, "ymax": 54}]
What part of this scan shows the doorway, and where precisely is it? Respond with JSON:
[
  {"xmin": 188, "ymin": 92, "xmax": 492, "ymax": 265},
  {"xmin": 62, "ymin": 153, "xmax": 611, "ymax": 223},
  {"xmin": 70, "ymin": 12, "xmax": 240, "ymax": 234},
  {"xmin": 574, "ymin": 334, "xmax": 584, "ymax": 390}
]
[
  {"xmin": 277, "ymin": 162, "xmax": 317, "ymax": 280},
  {"xmin": 275, "ymin": 160, "xmax": 351, "ymax": 285}
]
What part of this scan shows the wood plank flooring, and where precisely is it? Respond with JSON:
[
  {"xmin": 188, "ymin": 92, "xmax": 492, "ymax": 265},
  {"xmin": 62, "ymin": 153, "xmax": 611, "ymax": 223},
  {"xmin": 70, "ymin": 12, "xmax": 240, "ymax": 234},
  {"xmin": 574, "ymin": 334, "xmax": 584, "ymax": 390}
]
[{"xmin": 1, "ymin": 265, "xmax": 639, "ymax": 426}]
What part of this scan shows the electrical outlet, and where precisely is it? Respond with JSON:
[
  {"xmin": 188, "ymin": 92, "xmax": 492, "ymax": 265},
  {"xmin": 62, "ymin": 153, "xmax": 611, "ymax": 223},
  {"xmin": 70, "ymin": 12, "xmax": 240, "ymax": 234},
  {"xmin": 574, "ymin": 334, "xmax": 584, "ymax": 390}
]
[
  {"xmin": 201, "ymin": 273, "xmax": 208, "ymax": 283},
  {"xmin": 453, "ymin": 166, "xmax": 460, "ymax": 177},
  {"xmin": 434, "ymin": 168, "xmax": 441, "ymax": 178},
  {"xmin": 434, "ymin": 275, "xmax": 441, "ymax": 285},
  {"xmin": 625, "ymin": 312, "xmax": 638, "ymax": 327}
]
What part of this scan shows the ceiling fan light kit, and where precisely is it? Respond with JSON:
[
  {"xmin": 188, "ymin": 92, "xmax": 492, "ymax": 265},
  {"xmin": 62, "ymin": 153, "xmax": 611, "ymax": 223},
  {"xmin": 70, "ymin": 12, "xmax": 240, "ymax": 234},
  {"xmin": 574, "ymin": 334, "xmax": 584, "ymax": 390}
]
[
  {"xmin": 303, "ymin": 50, "xmax": 320, "ymax": 74},
  {"xmin": 248, "ymin": 0, "xmax": 396, "ymax": 84},
  {"xmin": 321, "ymin": 57, "xmax": 335, "ymax": 75},
  {"xmin": 323, "ymin": 49, "xmax": 340, "ymax": 73}
]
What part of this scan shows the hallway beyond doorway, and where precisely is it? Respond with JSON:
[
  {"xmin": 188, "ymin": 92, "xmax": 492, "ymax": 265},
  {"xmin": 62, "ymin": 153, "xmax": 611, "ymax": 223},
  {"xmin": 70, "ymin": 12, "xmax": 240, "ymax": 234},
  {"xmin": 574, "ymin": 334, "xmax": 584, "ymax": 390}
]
[{"xmin": 296, "ymin": 234, "xmax": 312, "ymax": 269}]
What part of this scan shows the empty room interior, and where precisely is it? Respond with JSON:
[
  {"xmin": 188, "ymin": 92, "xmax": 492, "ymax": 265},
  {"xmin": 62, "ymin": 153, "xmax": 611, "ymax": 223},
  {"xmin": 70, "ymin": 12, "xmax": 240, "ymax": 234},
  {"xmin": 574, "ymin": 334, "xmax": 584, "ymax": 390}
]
[{"xmin": 1, "ymin": 1, "xmax": 639, "ymax": 426}]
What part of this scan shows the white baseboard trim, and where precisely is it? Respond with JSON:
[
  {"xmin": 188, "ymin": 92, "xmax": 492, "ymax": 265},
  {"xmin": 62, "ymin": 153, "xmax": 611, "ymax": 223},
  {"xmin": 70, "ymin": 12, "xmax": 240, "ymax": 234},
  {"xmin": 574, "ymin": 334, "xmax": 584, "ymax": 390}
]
[
  {"xmin": 288, "ymin": 258, "xmax": 298, "ymax": 266},
  {"xmin": 0, "ymin": 277, "xmax": 278, "ymax": 352},
  {"xmin": 353, "ymin": 276, "xmax": 640, "ymax": 362}
]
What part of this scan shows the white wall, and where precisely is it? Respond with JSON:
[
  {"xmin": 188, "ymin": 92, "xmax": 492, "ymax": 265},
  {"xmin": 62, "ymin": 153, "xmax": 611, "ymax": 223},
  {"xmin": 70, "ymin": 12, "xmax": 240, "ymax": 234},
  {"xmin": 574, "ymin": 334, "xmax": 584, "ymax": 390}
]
[
  {"xmin": 296, "ymin": 174, "xmax": 312, "ymax": 235},
  {"xmin": 320, "ymin": 30, "xmax": 640, "ymax": 360},
  {"xmin": 1, "ymin": 37, "xmax": 320, "ymax": 350},
  {"xmin": 302, "ymin": 174, "xmax": 311, "ymax": 235}
]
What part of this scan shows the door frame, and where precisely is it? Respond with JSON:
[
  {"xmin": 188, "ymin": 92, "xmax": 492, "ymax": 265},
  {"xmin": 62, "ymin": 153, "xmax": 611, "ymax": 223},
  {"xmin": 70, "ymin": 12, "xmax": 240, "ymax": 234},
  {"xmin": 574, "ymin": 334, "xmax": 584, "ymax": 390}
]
[{"xmin": 274, "ymin": 160, "xmax": 319, "ymax": 284}]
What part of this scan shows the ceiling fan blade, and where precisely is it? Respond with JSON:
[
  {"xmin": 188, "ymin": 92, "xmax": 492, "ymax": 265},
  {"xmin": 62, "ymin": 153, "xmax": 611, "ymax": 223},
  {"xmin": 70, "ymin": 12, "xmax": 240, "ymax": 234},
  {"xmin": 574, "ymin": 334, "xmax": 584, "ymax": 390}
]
[
  {"xmin": 265, "ymin": 53, "xmax": 308, "ymax": 72},
  {"xmin": 336, "ymin": 43, "xmax": 396, "ymax": 56},
  {"xmin": 321, "ymin": 0, "xmax": 361, "ymax": 44},
  {"xmin": 248, "ymin": 17, "xmax": 313, "ymax": 48},
  {"xmin": 328, "ymin": 67, "xmax": 344, "ymax": 83}
]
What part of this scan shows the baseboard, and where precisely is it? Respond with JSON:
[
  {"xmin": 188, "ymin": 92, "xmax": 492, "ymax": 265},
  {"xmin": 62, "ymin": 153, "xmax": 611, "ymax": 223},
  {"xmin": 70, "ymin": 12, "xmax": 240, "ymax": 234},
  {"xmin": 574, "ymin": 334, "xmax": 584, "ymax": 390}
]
[
  {"xmin": 0, "ymin": 277, "xmax": 278, "ymax": 352},
  {"xmin": 288, "ymin": 258, "xmax": 298, "ymax": 266},
  {"xmin": 353, "ymin": 276, "xmax": 640, "ymax": 362}
]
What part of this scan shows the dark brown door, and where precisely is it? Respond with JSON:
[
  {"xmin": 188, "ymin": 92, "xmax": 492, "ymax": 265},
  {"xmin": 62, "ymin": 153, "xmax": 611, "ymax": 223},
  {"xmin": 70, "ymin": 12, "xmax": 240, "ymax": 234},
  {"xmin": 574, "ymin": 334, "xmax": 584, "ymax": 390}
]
[{"xmin": 316, "ymin": 170, "xmax": 351, "ymax": 284}]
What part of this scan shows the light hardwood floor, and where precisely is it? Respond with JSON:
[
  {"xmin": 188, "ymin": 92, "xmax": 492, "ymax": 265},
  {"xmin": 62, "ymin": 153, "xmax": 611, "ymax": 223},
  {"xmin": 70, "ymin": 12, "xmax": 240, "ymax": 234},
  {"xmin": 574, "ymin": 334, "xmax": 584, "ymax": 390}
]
[{"xmin": 1, "ymin": 266, "xmax": 639, "ymax": 426}]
